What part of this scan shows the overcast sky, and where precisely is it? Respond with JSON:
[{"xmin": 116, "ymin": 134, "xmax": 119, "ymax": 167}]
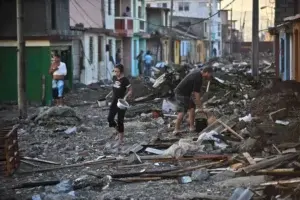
[{"xmin": 221, "ymin": 0, "xmax": 275, "ymax": 41}]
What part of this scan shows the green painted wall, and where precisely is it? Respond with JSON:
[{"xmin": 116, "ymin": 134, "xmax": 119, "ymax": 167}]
[{"xmin": 0, "ymin": 46, "xmax": 52, "ymax": 104}]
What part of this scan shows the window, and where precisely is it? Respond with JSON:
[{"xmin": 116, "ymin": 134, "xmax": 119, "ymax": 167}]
[
  {"xmin": 98, "ymin": 36, "xmax": 103, "ymax": 61},
  {"xmin": 178, "ymin": 3, "xmax": 183, "ymax": 11},
  {"xmin": 218, "ymin": 11, "xmax": 220, "ymax": 17},
  {"xmin": 162, "ymin": 3, "xmax": 167, "ymax": 8},
  {"xmin": 178, "ymin": 2, "xmax": 189, "ymax": 11},
  {"xmin": 51, "ymin": 0, "xmax": 56, "ymax": 29},
  {"xmin": 218, "ymin": 23, "xmax": 221, "ymax": 31},
  {"xmin": 157, "ymin": 3, "xmax": 162, "ymax": 7},
  {"xmin": 184, "ymin": 2, "xmax": 189, "ymax": 11},
  {"xmin": 204, "ymin": 22, "xmax": 207, "ymax": 32},
  {"xmin": 89, "ymin": 37, "xmax": 94, "ymax": 64},
  {"xmin": 218, "ymin": 32, "xmax": 221, "ymax": 37},
  {"xmin": 138, "ymin": 6, "xmax": 142, "ymax": 18},
  {"xmin": 165, "ymin": 11, "xmax": 168, "ymax": 26},
  {"xmin": 218, "ymin": 41, "xmax": 221, "ymax": 50},
  {"xmin": 108, "ymin": 39, "xmax": 113, "ymax": 58},
  {"xmin": 108, "ymin": 0, "xmax": 111, "ymax": 15}
]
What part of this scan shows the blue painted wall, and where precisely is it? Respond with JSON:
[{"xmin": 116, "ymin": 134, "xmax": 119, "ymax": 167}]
[
  {"xmin": 279, "ymin": 31, "xmax": 291, "ymax": 80},
  {"xmin": 279, "ymin": 32, "xmax": 291, "ymax": 80},
  {"xmin": 131, "ymin": 37, "xmax": 140, "ymax": 77},
  {"xmin": 285, "ymin": 34, "xmax": 291, "ymax": 80},
  {"xmin": 279, "ymin": 32, "xmax": 285, "ymax": 80}
]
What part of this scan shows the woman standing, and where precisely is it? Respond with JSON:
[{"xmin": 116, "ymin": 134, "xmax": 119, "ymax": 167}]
[{"xmin": 107, "ymin": 64, "xmax": 132, "ymax": 147}]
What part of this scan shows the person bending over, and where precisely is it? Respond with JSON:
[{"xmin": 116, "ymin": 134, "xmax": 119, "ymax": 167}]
[{"xmin": 173, "ymin": 67, "xmax": 213, "ymax": 134}]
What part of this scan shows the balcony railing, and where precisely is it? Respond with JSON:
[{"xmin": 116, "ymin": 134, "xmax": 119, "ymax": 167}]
[{"xmin": 115, "ymin": 17, "xmax": 134, "ymax": 36}]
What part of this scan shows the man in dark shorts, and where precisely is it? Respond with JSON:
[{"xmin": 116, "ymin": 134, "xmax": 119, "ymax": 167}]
[
  {"xmin": 136, "ymin": 50, "xmax": 144, "ymax": 77},
  {"xmin": 173, "ymin": 67, "xmax": 213, "ymax": 134}
]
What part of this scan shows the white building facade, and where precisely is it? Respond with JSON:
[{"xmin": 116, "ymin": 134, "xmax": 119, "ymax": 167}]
[
  {"xmin": 146, "ymin": 0, "xmax": 222, "ymax": 58},
  {"xmin": 70, "ymin": 0, "xmax": 116, "ymax": 85}
]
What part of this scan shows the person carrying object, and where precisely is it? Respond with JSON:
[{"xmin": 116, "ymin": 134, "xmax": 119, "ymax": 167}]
[
  {"xmin": 49, "ymin": 54, "xmax": 67, "ymax": 106},
  {"xmin": 173, "ymin": 67, "xmax": 213, "ymax": 135},
  {"xmin": 107, "ymin": 64, "xmax": 132, "ymax": 147}
]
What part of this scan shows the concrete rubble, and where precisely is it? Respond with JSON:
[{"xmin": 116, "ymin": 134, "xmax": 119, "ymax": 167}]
[{"xmin": 2, "ymin": 54, "xmax": 300, "ymax": 200}]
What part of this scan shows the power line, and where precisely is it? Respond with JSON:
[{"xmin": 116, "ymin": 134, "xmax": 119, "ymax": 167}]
[
  {"xmin": 70, "ymin": 0, "xmax": 92, "ymax": 27},
  {"xmin": 72, "ymin": 0, "xmax": 103, "ymax": 27},
  {"xmin": 147, "ymin": 0, "xmax": 237, "ymax": 28},
  {"xmin": 85, "ymin": 0, "xmax": 99, "ymax": 8}
]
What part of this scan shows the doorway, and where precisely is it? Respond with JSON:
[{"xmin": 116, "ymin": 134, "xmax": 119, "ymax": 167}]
[{"xmin": 295, "ymin": 29, "xmax": 299, "ymax": 81}]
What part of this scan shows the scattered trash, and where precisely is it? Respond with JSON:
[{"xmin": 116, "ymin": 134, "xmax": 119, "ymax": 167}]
[
  {"xmin": 64, "ymin": 127, "xmax": 77, "ymax": 134},
  {"xmin": 178, "ymin": 176, "xmax": 192, "ymax": 184},
  {"xmin": 7, "ymin": 55, "xmax": 300, "ymax": 199},
  {"xmin": 275, "ymin": 120, "xmax": 290, "ymax": 126}
]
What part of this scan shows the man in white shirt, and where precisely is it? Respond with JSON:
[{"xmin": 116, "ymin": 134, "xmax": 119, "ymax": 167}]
[{"xmin": 49, "ymin": 54, "xmax": 67, "ymax": 106}]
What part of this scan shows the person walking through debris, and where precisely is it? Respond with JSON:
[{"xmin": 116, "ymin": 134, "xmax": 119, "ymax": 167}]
[
  {"xmin": 49, "ymin": 54, "xmax": 67, "ymax": 106},
  {"xmin": 136, "ymin": 50, "xmax": 144, "ymax": 78},
  {"xmin": 173, "ymin": 67, "xmax": 213, "ymax": 135},
  {"xmin": 107, "ymin": 64, "xmax": 132, "ymax": 147},
  {"xmin": 144, "ymin": 50, "xmax": 153, "ymax": 77}
]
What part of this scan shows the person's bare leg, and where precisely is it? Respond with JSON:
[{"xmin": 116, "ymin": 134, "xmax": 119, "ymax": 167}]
[
  {"xmin": 113, "ymin": 132, "xmax": 124, "ymax": 148},
  {"xmin": 58, "ymin": 98, "xmax": 62, "ymax": 106},
  {"xmin": 189, "ymin": 108, "xmax": 195, "ymax": 131},
  {"xmin": 174, "ymin": 112, "xmax": 184, "ymax": 133},
  {"xmin": 118, "ymin": 132, "xmax": 124, "ymax": 144},
  {"xmin": 186, "ymin": 112, "xmax": 190, "ymax": 124}
]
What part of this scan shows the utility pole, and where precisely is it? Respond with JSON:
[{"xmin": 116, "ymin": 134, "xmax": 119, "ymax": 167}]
[
  {"xmin": 252, "ymin": 0, "xmax": 259, "ymax": 78},
  {"xmin": 230, "ymin": 8, "xmax": 233, "ymax": 54},
  {"xmin": 208, "ymin": 0, "xmax": 212, "ymax": 59},
  {"xmin": 168, "ymin": 0, "xmax": 174, "ymax": 65},
  {"xmin": 17, "ymin": 0, "xmax": 27, "ymax": 118}
]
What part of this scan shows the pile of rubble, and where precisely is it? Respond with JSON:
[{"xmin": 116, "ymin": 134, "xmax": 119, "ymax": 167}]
[{"xmin": 4, "ymin": 55, "xmax": 300, "ymax": 199}]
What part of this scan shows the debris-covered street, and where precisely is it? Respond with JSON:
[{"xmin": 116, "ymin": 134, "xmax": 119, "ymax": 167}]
[{"xmin": 2, "ymin": 54, "xmax": 300, "ymax": 200}]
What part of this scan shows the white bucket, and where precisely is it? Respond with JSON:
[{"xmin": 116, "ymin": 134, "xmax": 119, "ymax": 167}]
[
  {"xmin": 117, "ymin": 93, "xmax": 130, "ymax": 110},
  {"xmin": 97, "ymin": 98, "xmax": 107, "ymax": 107}
]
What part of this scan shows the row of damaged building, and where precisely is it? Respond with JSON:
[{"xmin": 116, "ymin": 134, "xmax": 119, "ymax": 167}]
[
  {"xmin": 0, "ymin": 0, "xmax": 226, "ymax": 105},
  {"xmin": 269, "ymin": 0, "xmax": 300, "ymax": 81}
]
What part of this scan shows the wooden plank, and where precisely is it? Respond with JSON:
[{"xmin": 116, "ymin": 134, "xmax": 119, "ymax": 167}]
[
  {"xmin": 123, "ymin": 144, "xmax": 144, "ymax": 155},
  {"xmin": 199, "ymin": 115, "xmax": 237, "ymax": 135},
  {"xmin": 243, "ymin": 152, "xmax": 256, "ymax": 165},
  {"xmin": 261, "ymin": 178, "xmax": 300, "ymax": 186},
  {"xmin": 282, "ymin": 148, "xmax": 297, "ymax": 154},
  {"xmin": 22, "ymin": 157, "xmax": 61, "ymax": 165},
  {"xmin": 145, "ymin": 147, "xmax": 165, "ymax": 155},
  {"xmin": 175, "ymin": 192, "xmax": 228, "ymax": 200},
  {"xmin": 242, "ymin": 153, "xmax": 299, "ymax": 174},
  {"xmin": 217, "ymin": 119, "xmax": 244, "ymax": 140}
]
